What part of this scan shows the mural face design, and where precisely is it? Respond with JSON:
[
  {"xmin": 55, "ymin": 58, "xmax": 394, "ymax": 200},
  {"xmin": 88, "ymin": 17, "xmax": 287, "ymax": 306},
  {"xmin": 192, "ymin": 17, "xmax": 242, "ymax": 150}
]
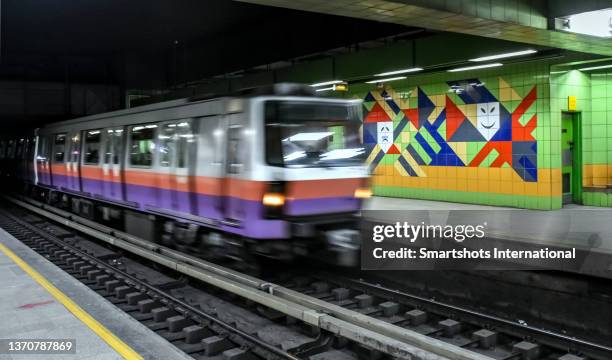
[
  {"xmin": 363, "ymin": 77, "xmax": 539, "ymax": 182},
  {"xmin": 476, "ymin": 102, "xmax": 500, "ymax": 141},
  {"xmin": 377, "ymin": 121, "xmax": 393, "ymax": 153}
]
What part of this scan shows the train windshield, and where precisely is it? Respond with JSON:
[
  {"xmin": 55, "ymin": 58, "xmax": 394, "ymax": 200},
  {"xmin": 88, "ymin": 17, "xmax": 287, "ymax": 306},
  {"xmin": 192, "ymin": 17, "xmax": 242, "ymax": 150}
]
[{"xmin": 265, "ymin": 101, "xmax": 364, "ymax": 168}]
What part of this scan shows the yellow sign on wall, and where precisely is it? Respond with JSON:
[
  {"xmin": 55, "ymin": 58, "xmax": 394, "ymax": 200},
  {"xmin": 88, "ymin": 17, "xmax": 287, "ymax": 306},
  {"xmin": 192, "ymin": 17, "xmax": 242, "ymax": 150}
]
[{"xmin": 568, "ymin": 96, "xmax": 577, "ymax": 111}]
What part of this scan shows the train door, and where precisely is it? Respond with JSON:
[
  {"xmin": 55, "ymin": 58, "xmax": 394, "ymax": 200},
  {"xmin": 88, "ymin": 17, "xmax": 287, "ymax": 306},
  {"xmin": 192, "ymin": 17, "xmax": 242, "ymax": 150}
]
[
  {"xmin": 81, "ymin": 129, "xmax": 103, "ymax": 196},
  {"xmin": 156, "ymin": 123, "xmax": 174, "ymax": 210},
  {"xmin": 65, "ymin": 132, "xmax": 81, "ymax": 192},
  {"xmin": 25, "ymin": 137, "xmax": 36, "ymax": 184},
  {"xmin": 194, "ymin": 116, "xmax": 225, "ymax": 220},
  {"xmin": 125, "ymin": 124, "xmax": 157, "ymax": 209},
  {"xmin": 51, "ymin": 134, "xmax": 67, "ymax": 189},
  {"xmin": 223, "ymin": 115, "xmax": 247, "ymax": 224},
  {"xmin": 36, "ymin": 136, "xmax": 52, "ymax": 186},
  {"xmin": 561, "ymin": 112, "xmax": 582, "ymax": 204},
  {"xmin": 102, "ymin": 128, "xmax": 124, "ymax": 201},
  {"xmin": 157, "ymin": 120, "xmax": 195, "ymax": 214}
]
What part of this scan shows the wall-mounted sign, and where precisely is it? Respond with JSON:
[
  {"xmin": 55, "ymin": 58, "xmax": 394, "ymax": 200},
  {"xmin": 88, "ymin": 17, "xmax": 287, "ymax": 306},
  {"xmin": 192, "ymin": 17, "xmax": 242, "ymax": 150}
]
[
  {"xmin": 556, "ymin": 9, "xmax": 612, "ymax": 38},
  {"xmin": 568, "ymin": 96, "xmax": 577, "ymax": 111}
]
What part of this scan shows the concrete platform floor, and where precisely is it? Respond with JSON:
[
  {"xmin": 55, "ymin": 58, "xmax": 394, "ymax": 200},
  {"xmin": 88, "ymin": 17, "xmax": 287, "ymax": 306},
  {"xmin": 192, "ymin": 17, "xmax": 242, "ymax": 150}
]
[
  {"xmin": 0, "ymin": 228, "xmax": 191, "ymax": 360},
  {"xmin": 363, "ymin": 196, "xmax": 612, "ymax": 278},
  {"xmin": 364, "ymin": 196, "xmax": 608, "ymax": 211}
]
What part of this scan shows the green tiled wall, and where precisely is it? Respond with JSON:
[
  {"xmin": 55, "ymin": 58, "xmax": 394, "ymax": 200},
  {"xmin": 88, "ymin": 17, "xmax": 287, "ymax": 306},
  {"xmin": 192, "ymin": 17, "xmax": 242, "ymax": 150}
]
[
  {"xmin": 342, "ymin": 60, "xmax": 562, "ymax": 209},
  {"xmin": 551, "ymin": 69, "xmax": 612, "ymax": 207}
]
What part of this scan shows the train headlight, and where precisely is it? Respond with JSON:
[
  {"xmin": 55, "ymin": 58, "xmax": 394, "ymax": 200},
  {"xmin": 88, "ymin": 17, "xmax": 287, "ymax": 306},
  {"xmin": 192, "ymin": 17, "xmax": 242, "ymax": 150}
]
[
  {"xmin": 262, "ymin": 193, "xmax": 285, "ymax": 207},
  {"xmin": 354, "ymin": 188, "xmax": 372, "ymax": 199}
]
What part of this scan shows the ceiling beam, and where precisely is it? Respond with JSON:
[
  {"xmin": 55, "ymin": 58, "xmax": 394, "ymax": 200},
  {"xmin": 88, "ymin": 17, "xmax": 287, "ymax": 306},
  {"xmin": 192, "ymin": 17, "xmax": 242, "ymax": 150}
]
[{"xmin": 234, "ymin": 0, "xmax": 612, "ymax": 56}]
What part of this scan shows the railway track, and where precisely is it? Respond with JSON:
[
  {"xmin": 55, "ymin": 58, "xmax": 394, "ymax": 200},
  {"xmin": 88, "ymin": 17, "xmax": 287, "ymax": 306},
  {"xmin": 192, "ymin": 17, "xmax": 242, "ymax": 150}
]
[
  {"xmin": 2, "ymin": 194, "xmax": 611, "ymax": 360},
  {"xmin": 1, "ymin": 196, "xmax": 486, "ymax": 360},
  {"xmin": 0, "ymin": 209, "xmax": 304, "ymax": 360},
  {"xmin": 271, "ymin": 273, "xmax": 612, "ymax": 360}
]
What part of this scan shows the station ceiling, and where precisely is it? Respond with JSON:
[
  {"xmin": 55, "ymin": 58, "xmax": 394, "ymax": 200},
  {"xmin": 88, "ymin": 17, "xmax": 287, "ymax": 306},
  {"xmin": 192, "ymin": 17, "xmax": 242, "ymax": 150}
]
[
  {"xmin": 0, "ymin": 0, "xmax": 413, "ymax": 86},
  {"xmin": 234, "ymin": 0, "xmax": 612, "ymax": 56}
]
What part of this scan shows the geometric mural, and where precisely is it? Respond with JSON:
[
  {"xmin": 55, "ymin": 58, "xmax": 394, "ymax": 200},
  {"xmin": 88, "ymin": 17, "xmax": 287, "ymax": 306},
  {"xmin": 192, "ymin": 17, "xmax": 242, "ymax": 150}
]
[{"xmin": 363, "ymin": 77, "xmax": 538, "ymax": 182}]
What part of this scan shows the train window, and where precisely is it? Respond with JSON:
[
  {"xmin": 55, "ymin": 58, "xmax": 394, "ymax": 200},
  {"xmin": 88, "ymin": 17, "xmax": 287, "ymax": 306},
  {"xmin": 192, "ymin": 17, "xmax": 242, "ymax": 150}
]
[
  {"xmin": 129, "ymin": 124, "xmax": 156, "ymax": 167},
  {"xmin": 54, "ymin": 134, "xmax": 66, "ymax": 163},
  {"xmin": 16, "ymin": 139, "xmax": 24, "ymax": 159},
  {"xmin": 158, "ymin": 121, "xmax": 192, "ymax": 168},
  {"xmin": 7, "ymin": 140, "xmax": 16, "ymax": 159},
  {"xmin": 69, "ymin": 134, "xmax": 80, "ymax": 163},
  {"xmin": 158, "ymin": 124, "xmax": 176, "ymax": 167},
  {"xmin": 27, "ymin": 138, "xmax": 35, "ymax": 159},
  {"xmin": 37, "ymin": 137, "xmax": 49, "ymax": 160},
  {"xmin": 104, "ymin": 129, "xmax": 124, "ymax": 165},
  {"xmin": 227, "ymin": 125, "xmax": 243, "ymax": 174},
  {"xmin": 176, "ymin": 121, "xmax": 192, "ymax": 168},
  {"xmin": 113, "ymin": 130, "xmax": 124, "ymax": 165},
  {"xmin": 0, "ymin": 141, "xmax": 5, "ymax": 159},
  {"xmin": 83, "ymin": 130, "xmax": 101, "ymax": 165},
  {"xmin": 264, "ymin": 101, "xmax": 364, "ymax": 168}
]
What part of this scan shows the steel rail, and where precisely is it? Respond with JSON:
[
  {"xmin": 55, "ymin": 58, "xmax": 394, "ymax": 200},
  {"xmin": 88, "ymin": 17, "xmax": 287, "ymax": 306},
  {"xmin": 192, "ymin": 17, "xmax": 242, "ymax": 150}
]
[
  {"xmin": 0, "ymin": 207, "xmax": 300, "ymax": 360},
  {"xmin": 5, "ymin": 195, "xmax": 490, "ymax": 360},
  {"xmin": 332, "ymin": 274, "xmax": 612, "ymax": 360}
]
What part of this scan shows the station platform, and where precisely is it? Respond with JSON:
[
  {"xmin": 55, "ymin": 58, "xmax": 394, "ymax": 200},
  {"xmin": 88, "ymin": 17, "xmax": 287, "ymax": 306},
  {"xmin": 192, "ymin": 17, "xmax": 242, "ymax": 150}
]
[
  {"xmin": 0, "ymin": 228, "xmax": 191, "ymax": 360},
  {"xmin": 364, "ymin": 196, "xmax": 612, "ymax": 279}
]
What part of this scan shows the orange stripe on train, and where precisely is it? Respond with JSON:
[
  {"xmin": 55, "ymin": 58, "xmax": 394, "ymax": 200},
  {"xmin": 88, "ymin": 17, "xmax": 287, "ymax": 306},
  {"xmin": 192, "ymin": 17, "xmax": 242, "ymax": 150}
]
[{"xmin": 45, "ymin": 165, "xmax": 365, "ymax": 200}]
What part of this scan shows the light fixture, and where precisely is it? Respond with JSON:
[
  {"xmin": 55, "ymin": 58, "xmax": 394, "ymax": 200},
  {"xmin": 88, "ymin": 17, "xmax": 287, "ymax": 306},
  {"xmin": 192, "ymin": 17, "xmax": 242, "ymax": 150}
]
[
  {"xmin": 320, "ymin": 148, "xmax": 365, "ymax": 160},
  {"xmin": 311, "ymin": 80, "xmax": 344, "ymax": 87},
  {"xmin": 375, "ymin": 67, "xmax": 423, "ymax": 77},
  {"xmin": 354, "ymin": 188, "xmax": 372, "ymax": 199},
  {"xmin": 314, "ymin": 82, "xmax": 348, "ymax": 92},
  {"xmin": 578, "ymin": 64, "xmax": 612, "ymax": 71},
  {"xmin": 448, "ymin": 63, "xmax": 503, "ymax": 72},
  {"xmin": 283, "ymin": 151, "xmax": 306, "ymax": 161},
  {"xmin": 365, "ymin": 76, "xmax": 406, "ymax": 84},
  {"xmin": 262, "ymin": 193, "xmax": 285, "ymax": 207},
  {"xmin": 557, "ymin": 9, "xmax": 612, "ymax": 38},
  {"xmin": 469, "ymin": 50, "xmax": 537, "ymax": 62},
  {"xmin": 283, "ymin": 132, "xmax": 333, "ymax": 142}
]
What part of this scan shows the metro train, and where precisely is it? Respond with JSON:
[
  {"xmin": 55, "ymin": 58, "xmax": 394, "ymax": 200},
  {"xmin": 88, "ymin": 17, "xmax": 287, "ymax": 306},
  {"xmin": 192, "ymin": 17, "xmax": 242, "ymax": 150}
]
[{"xmin": 0, "ymin": 84, "xmax": 370, "ymax": 265}]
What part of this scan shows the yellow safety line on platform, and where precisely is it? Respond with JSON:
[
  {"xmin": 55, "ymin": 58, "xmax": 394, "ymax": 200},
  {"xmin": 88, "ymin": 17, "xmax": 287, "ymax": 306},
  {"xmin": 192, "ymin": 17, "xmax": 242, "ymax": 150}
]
[{"xmin": 0, "ymin": 243, "xmax": 143, "ymax": 360}]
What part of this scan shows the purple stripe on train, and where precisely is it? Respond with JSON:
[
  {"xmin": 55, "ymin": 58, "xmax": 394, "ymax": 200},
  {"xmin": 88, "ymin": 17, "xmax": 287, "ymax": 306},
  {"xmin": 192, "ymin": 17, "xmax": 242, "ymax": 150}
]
[
  {"xmin": 285, "ymin": 197, "xmax": 361, "ymax": 216},
  {"xmin": 40, "ymin": 175, "xmax": 360, "ymax": 239}
]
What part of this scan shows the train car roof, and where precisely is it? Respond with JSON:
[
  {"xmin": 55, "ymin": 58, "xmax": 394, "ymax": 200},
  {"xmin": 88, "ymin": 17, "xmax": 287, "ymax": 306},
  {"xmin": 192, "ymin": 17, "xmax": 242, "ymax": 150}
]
[
  {"xmin": 44, "ymin": 97, "xmax": 216, "ymax": 128},
  {"xmin": 42, "ymin": 83, "xmax": 321, "ymax": 129}
]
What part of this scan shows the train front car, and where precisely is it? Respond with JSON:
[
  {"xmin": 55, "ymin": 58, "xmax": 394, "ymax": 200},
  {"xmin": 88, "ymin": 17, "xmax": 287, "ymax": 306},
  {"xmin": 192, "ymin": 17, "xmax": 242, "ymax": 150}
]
[{"xmin": 244, "ymin": 96, "xmax": 369, "ymax": 266}]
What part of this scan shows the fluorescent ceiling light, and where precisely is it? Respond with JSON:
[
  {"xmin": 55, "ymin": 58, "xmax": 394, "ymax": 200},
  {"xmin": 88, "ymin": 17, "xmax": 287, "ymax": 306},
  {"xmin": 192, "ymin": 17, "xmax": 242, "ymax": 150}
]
[
  {"xmin": 320, "ymin": 148, "xmax": 365, "ymax": 161},
  {"xmin": 578, "ymin": 64, "xmax": 612, "ymax": 71},
  {"xmin": 375, "ymin": 67, "xmax": 423, "ymax": 77},
  {"xmin": 283, "ymin": 132, "xmax": 333, "ymax": 142},
  {"xmin": 448, "ymin": 63, "xmax": 503, "ymax": 72},
  {"xmin": 284, "ymin": 151, "xmax": 306, "ymax": 162},
  {"xmin": 365, "ymin": 76, "xmax": 406, "ymax": 84},
  {"xmin": 311, "ymin": 80, "xmax": 343, "ymax": 87},
  {"xmin": 315, "ymin": 87, "xmax": 335, "ymax": 92},
  {"xmin": 469, "ymin": 49, "xmax": 537, "ymax": 62}
]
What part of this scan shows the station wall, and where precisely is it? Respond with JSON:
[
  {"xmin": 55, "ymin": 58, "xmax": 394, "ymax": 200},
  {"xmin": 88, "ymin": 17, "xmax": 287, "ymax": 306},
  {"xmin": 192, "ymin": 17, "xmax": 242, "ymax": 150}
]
[
  {"xmin": 551, "ymin": 70, "xmax": 612, "ymax": 207},
  {"xmin": 344, "ymin": 62, "xmax": 612, "ymax": 209},
  {"xmin": 586, "ymin": 72, "xmax": 612, "ymax": 206},
  {"xmin": 344, "ymin": 62, "xmax": 560, "ymax": 209}
]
